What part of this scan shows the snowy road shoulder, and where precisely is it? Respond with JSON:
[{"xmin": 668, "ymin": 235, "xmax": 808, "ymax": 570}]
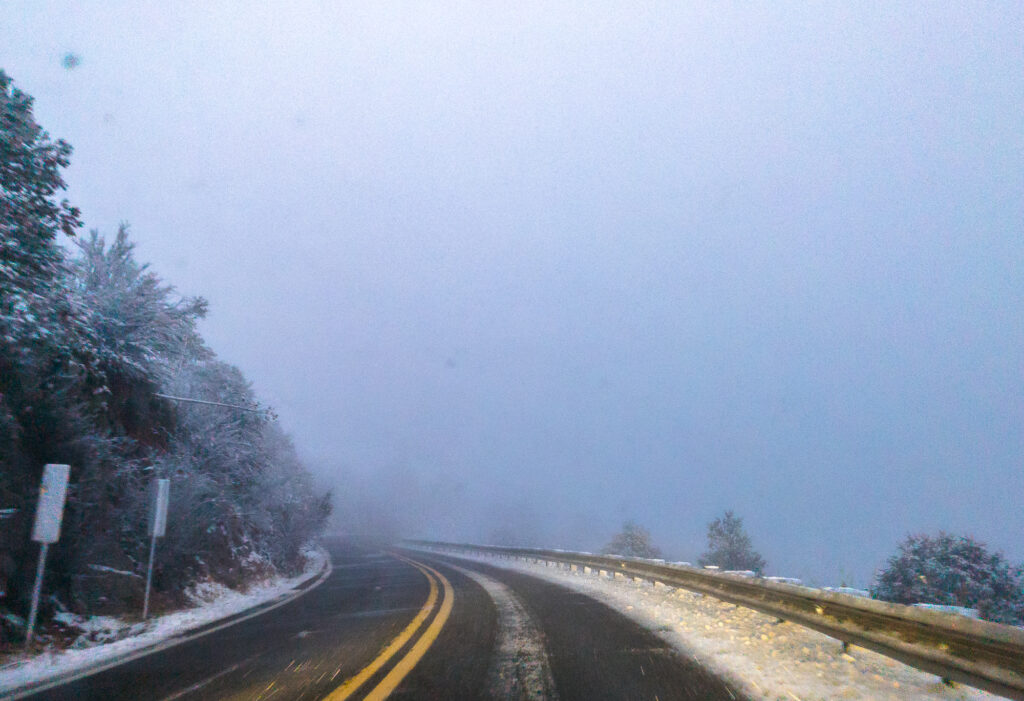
[
  {"xmin": 433, "ymin": 551, "xmax": 999, "ymax": 701},
  {"xmin": 0, "ymin": 547, "xmax": 330, "ymax": 698}
]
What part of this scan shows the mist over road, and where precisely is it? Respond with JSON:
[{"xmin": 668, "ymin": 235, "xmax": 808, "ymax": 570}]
[{"xmin": 5, "ymin": 3, "xmax": 1021, "ymax": 588}]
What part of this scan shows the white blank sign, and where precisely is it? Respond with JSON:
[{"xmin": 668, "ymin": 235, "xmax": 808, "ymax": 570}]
[
  {"xmin": 31, "ymin": 464, "xmax": 70, "ymax": 544},
  {"xmin": 149, "ymin": 478, "xmax": 170, "ymax": 538}
]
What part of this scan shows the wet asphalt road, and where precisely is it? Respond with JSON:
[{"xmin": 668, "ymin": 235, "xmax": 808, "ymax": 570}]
[
  {"xmin": 12, "ymin": 541, "xmax": 746, "ymax": 700},
  {"xmin": 407, "ymin": 553, "xmax": 746, "ymax": 701}
]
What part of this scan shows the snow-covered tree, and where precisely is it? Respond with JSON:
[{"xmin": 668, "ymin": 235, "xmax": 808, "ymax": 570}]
[
  {"xmin": 152, "ymin": 359, "xmax": 329, "ymax": 588},
  {"xmin": 253, "ymin": 423, "xmax": 332, "ymax": 568},
  {"xmin": 603, "ymin": 520, "xmax": 662, "ymax": 558},
  {"xmin": 871, "ymin": 532, "xmax": 1024, "ymax": 625},
  {"xmin": 0, "ymin": 71, "xmax": 330, "ymax": 642},
  {"xmin": 699, "ymin": 510, "xmax": 766, "ymax": 573},
  {"xmin": 0, "ymin": 69, "xmax": 81, "ymax": 347},
  {"xmin": 72, "ymin": 226, "xmax": 208, "ymax": 384},
  {"xmin": 1, "ymin": 71, "xmax": 97, "ymax": 635}
]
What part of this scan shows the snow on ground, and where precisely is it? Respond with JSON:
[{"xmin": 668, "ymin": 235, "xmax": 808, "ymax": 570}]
[
  {"xmin": 0, "ymin": 546, "xmax": 328, "ymax": 695},
  {"xmin": 445, "ymin": 551, "xmax": 998, "ymax": 701}
]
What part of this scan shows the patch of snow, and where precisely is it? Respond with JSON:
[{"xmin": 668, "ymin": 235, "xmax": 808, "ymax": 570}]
[
  {"xmin": 913, "ymin": 604, "xmax": 980, "ymax": 619},
  {"xmin": 49, "ymin": 613, "xmax": 77, "ymax": 627},
  {"xmin": 438, "ymin": 549, "xmax": 998, "ymax": 701},
  {"xmin": 0, "ymin": 546, "xmax": 328, "ymax": 695},
  {"xmin": 824, "ymin": 586, "xmax": 871, "ymax": 598},
  {"xmin": 49, "ymin": 612, "xmax": 131, "ymax": 647},
  {"xmin": 86, "ymin": 564, "xmax": 142, "ymax": 579},
  {"xmin": 764, "ymin": 576, "xmax": 803, "ymax": 585},
  {"xmin": 448, "ymin": 564, "xmax": 557, "ymax": 699},
  {"xmin": 723, "ymin": 570, "xmax": 756, "ymax": 578}
]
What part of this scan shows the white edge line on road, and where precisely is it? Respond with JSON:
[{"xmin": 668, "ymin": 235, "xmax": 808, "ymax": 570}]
[{"xmin": 0, "ymin": 559, "xmax": 334, "ymax": 701}]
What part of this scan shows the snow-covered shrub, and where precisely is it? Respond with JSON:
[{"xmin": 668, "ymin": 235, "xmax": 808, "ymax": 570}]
[{"xmin": 871, "ymin": 532, "xmax": 1024, "ymax": 626}]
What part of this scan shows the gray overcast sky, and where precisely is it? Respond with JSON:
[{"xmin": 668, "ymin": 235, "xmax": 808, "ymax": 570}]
[{"xmin": 3, "ymin": 1, "xmax": 1022, "ymax": 585}]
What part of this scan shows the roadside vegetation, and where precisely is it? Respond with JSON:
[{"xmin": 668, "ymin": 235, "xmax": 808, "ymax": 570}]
[
  {"xmin": 605, "ymin": 513, "xmax": 1024, "ymax": 626},
  {"xmin": 698, "ymin": 510, "xmax": 766, "ymax": 574},
  {"xmin": 871, "ymin": 532, "xmax": 1024, "ymax": 625},
  {"xmin": 603, "ymin": 521, "xmax": 662, "ymax": 559},
  {"xmin": 0, "ymin": 70, "xmax": 330, "ymax": 649}
]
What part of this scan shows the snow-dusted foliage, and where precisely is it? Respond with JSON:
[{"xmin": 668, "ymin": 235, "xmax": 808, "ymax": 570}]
[
  {"xmin": 871, "ymin": 532, "xmax": 1024, "ymax": 626},
  {"xmin": 71, "ymin": 226, "xmax": 208, "ymax": 385},
  {"xmin": 0, "ymin": 70, "xmax": 81, "ymax": 348},
  {"xmin": 698, "ymin": 510, "xmax": 766, "ymax": 574},
  {"xmin": 153, "ymin": 361, "xmax": 330, "ymax": 586},
  {"xmin": 0, "ymin": 71, "xmax": 330, "ymax": 647},
  {"xmin": 603, "ymin": 520, "xmax": 662, "ymax": 559}
]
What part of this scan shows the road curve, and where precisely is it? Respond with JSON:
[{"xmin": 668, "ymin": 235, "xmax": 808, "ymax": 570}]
[
  {"xmin": 12, "ymin": 541, "xmax": 747, "ymax": 700},
  {"xmin": 404, "ymin": 552, "xmax": 747, "ymax": 700},
  {"xmin": 16, "ymin": 542, "xmax": 442, "ymax": 700}
]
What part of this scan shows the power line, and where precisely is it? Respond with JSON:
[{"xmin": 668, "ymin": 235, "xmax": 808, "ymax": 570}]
[{"xmin": 154, "ymin": 393, "xmax": 273, "ymax": 416}]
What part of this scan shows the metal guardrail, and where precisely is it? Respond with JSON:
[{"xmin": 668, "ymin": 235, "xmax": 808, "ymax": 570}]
[{"xmin": 407, "ymin": 540, "xmax": 1024, "ymax": 700}]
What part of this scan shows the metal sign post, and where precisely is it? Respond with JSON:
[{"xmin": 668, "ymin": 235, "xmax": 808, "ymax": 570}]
[
  {"xmin": 26, "ymin": 464, "xmax": 70, "ymax": 648},
  {"xmin": 143, "ymin": 478, "xmax": 170, "ymax": 620}
]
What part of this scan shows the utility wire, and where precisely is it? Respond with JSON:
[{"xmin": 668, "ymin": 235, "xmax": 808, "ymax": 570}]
[{"xmin": 154, "ymin": 393, "xmax": 273, "ymax": 416}]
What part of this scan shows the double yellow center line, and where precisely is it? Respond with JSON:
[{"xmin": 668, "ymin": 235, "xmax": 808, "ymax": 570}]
[{"xmin": 324, "ymin": 556, "xmax": 454, "ymax": 701}]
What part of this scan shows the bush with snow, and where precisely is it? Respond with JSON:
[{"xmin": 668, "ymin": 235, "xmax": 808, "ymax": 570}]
[{"xmin": 871, "ymin": 532, "xmax": 1024, "ymax": 626}]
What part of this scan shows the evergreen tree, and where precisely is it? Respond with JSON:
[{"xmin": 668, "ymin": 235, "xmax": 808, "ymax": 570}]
[
  {"xmin": 72, "ymin": 226, "xmax": 208, "ymax": 384},
  {"xmin": 699, "ymin": 510, "xmax": 766, "ymax": 573},
  {"xmin": 871, "ymin": 532, "xmax": 1024, "ymax": 625},
  {"xmin": 0, "ymin": 69, "xmax": 81, "ymax": 346},
  {"xmin": 603, "ymin": 520, "xmax": 662, "ymax": 558},
  {"xmin": 1, "ymin": 70, "xmax": 95, "ymax": 633}
]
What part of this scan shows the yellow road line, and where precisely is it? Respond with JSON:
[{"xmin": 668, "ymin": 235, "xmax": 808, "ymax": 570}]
[
  {"xmin": 323, "ymin": 560, "xmax": 438, "ymax": 701},
  {"xmin": 362, "ymin": 561, "xmax": 455, "ymax": 701}
]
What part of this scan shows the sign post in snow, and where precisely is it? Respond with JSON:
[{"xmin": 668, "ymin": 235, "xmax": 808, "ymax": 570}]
[
  {"xmin": 26, "ymin": 464, "xmax": 70, "ymax": 648},
  {"xmin": 143, "ymin": 478, "xmax": 170, "ymax": 619}
]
